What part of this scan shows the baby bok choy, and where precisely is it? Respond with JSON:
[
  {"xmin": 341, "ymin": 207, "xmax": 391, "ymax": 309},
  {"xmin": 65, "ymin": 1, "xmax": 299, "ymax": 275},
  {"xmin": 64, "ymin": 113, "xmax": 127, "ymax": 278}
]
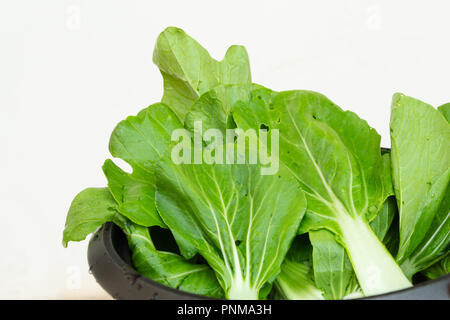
[
  {"xmin": 63, "ymin": 26, "xmax": 449, "ymax": 300},
  {"xmin": 155, "ymin": 138, "xmax": 307, "ymax": 299},
  {"xmin": 390, "ymin": 94, "xmax": 450, "ymax": 279},
  {"xmin": 233, "ymin": 88, "xmax": 412, "ymax": 296}
]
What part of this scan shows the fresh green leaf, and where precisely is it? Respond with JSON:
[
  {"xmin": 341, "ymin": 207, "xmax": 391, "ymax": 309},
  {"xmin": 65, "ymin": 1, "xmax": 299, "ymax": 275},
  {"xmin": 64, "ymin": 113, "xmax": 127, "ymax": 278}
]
[
  {"xmin": 399, "ymin": 180, "xmax": 450, "ymax": 278},
  {"xmin": 390, "ymin": 93, "xmax": 450, "ymax": 277},
  {"xmin": 286, "ymin": 154, "xmax": 396, "ymax": 300},
  {"xmin": 153, "ymin": 27, "xmax": 251, "ymax": 121},
  {"xmin": 64, "ymin": 186, "xmax": 223, "ymax": 297},
  {"xmin": 233, "ymin": 88, "xmax": 411, "ymax": 296},
  {"xmin": 292, "ymin": 196, "xmax": 397, "ymax": 300},
  {"xmin": 383, "ymin": 214, "xmax": 400, "ymax": 257},
  {"xmin": 309, "ymin": 229, "xmax": 356, "ymax": 300},
  {"xmin": 155, "ymin": 142, "xmax": 307, "ymax": 299},
  {"xmin": 102, "ymin": 159, "xmax": 165, "ymax": 228},
  {"xmin": 370, "ymin": 196, "xmax": 397, "ymax": 241},
  {"xmin": 274, "ymin": 235, "xmax": 325, "ymax": 300},
  {"xmin": 275, "ymin": 260, "xmax": 324, "ymax": 300},
  {"xmin": 285, "ymin": 234, "xmax": 313, "ymax": 263},
  {"xmin": 185, "ymin": 84, "xmax": 253, "ymax": 135},
  {"xmin": 105, "ymin": 103, "xmax": 182, "ymax": 227},
  {"xmin": 116, "ymin": 216, "xmax": 224, "ymax": 298},
  {"xmin": 422, "ymin": 255, "xmax": 450, "ymax": 280},
  {"xmin": 438, "ymin": 103, "xmax": 450, "ymax": 122},
  {"xmin": 63, "ymin": 188, "xmax": 119, "ymax": 247},
  {"xmin": 381, "ymin": 152, "xmax": 395, "ymax": 200}
]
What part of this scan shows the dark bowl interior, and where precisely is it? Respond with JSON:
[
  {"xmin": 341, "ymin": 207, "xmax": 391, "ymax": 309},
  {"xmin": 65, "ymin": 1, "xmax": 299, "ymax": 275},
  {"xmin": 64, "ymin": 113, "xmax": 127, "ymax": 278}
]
[{"xmin": 88, "ymin": 222, "xmax": 450, "ymax": 300}]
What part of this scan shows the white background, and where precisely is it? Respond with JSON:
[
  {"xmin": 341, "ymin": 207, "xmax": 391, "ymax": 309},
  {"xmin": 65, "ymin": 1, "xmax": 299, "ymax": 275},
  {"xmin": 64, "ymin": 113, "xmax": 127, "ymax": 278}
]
[{"xmin": 1, "ymin": 0, "xmax": 449, "ymax": 299}]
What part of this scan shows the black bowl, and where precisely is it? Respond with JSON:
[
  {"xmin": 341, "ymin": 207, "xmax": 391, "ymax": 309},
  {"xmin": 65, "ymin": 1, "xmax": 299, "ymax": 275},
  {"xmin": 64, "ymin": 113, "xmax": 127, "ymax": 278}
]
[{"xmin": 88, "ymin": 222, "xmax": 450, "ymax": 300}]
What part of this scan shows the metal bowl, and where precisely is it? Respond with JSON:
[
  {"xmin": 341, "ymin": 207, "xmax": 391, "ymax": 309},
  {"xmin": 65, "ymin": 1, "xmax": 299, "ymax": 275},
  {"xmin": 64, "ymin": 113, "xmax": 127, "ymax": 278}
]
[{"xmin": 88, "ymin": 222, "xmax": 450, "ymax": 300}]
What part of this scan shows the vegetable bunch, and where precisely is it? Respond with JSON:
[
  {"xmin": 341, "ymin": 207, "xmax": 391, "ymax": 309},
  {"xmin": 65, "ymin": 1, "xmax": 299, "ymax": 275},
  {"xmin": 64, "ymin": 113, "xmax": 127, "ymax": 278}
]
[{"xmin": 63, "ymin": 27, "xmax": 449, "ymax": 299}]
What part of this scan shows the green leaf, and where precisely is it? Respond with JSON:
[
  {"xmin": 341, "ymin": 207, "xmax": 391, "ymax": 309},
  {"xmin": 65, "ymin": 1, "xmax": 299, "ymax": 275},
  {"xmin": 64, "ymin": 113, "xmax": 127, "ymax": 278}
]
[
  {"xmin": 438, "ymin": 103, "xmax": 450, "ymax": 122},
  {"xmin": 105, "ymin": 103, "xmax": 182, "ymax": 227},
  {"xmin": 285, "ymin": 234, "xmax": 313, "ymax": 262},
  {"xmin": 185, "ymin": 84, "xmax": 253, "ymax": 135},
  {"xmin": 155, "ymin": 142, "xmax": 307, "ymax": 299},
  {"xmin": 102, "ymin": 159, "xmax": 165, "ymax": 228},
  {"xmin": 370, "ymin": 196, "xmax": 397, "ymax": 241},
  {"xmin": 234, "ymin": 89, "xmax": 387, "ymax": 222},
  {"xmin": 283, "ymin": 226, "xmax": 356, "ymax": 300},
  {"xmin": 422, "ymin": 254, "xmax": 450, "ymax": 280},
  {"xmin": 153, "ymin": 27, "xmax": 251, "ymax": 121},
  {"xmin": 275, "ymin": 260, "xmax": 324, "ymax": 300},
  {"xmin": 383, "ymin": 214, "xmax": 400, "ymax": 257},
  {"xmin": 117, "ymin": 217, "xmax": 224, "ymax": 298},
  {"xmin": 274, "ymin": 235, "xmax": 324, "ymax": 300},
  {"xmin": 231, "ymin": 85, "xmax": 279, "ymax": 137},
  {"xmin": 280, "ymin": 196, "xmax": 396, "ymax": 300},
  {"xmin": 380, "ymin": 151, "xmax": 395, "ymax": 200},
  {"xmin": 309, "ymin": 230, "xmax": 356, "ymax": 300},
  {"xmin": 233, "ymin": 88, "xmax": 411, "ymax": 296},
  {"xmin": 390, "ymin": 93, "xmax": 450, "ymax": 276},
  {"xmin": 63, "ymin": 188, "xmax": 223, "ymax": 297},
  {"xmin": 297, "ymin": 196, "xmax": 397, "ymax": 300},
  {"xmin": 399, "ymin": 180, "xmax": 450, "ymax": 278},
  {"xmin": 63, "ymin": 188, "xmax": 119, "ymax": 247}
]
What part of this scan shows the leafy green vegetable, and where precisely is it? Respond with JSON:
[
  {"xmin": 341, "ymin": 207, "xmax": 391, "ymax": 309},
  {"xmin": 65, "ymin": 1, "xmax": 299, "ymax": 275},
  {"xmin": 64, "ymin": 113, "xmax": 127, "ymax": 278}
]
[
  {"xmin": 390, "ymin": 93, "xmax": 450, "ymax": 278},
  {"xmin": 155, "ymin": 141, "xmax": 307, "ymax": 299},
  {"xmin": 438, "ymin": 103, "xmax": 450, "ymax": 122},
  {"xmin": 63, "ymin": 188, "xmax": 120, "ymax": 247},
  {"xmin": 233, "ymin": 88, "xmax": 412, "ymax": 296},
  {"xmin": 184, "ymin": 84, "xmax": 253, "ymax": 135},
  {"xmin": 275, "ymin": 260, "xmax": 324, "ymax": 300},
  {"xmin": 63, "ymin": 187, "xmax": 223, "ymax": 298},
  {"xmin": 64, "ymin": 27, "xmax": 450, "ymax": 300},
  {"xmin": 274, "ymin": 235, "xmax": 325, "ymax": 300},
  {"xmin": 285, "ymin": 234, "xmax": 313, "ymax": 262},
  {"xmin": 308, "ymin": 196, "xmax": 397, "ymax": 300},
  {"xmin": 308, "ymin": 229, "xmax": 356, "ymax": 300},
  {"xmin": 104, "ymin": 103, "xmax": 182, "ymax": 227},
  {"xmin": 422, "ymin": 255, "xmax": 449, "ymax": 280},
  {"xmin": 116, "ymin": 216, "xmax": 223, "ymax": 298},
  {"xmin": 370, "ymin": 196, "xmax": 398, "ymax": 241},
  {"xmin": 153, "ymin": 27, "xmax": 251, "ymax": 122},
  {"xmin": 64, "ymin": 28, "xmax": 262, "ymax": 300},
  {"xmin": 275, "ymin": 196, "xmax": 397, "ymax": 300},
  {"xmin": 278, "ymin": 151, "xmax": 397, "ymax": 300}
]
